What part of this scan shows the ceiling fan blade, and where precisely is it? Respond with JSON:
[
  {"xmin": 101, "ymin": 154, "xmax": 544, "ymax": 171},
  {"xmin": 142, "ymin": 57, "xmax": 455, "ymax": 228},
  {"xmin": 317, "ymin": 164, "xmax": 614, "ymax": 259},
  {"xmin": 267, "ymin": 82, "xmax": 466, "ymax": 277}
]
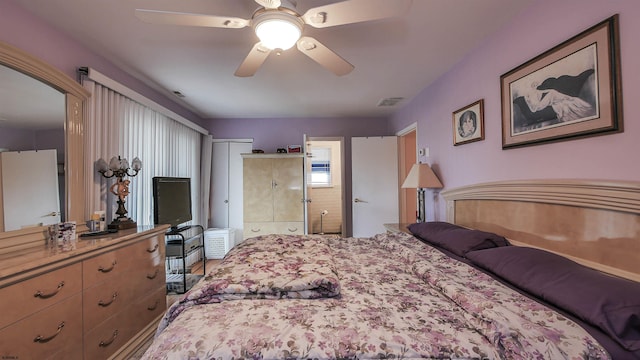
[
  {"xmin": 135, "ymin": 9, "xmax": 249, "ymax": 29},
  {"xmin": 296, "ymin": 36, "xmax": 354, "ymax": 76},
  {"xmin": 235, "ymin": 43, "xmax": 272, "ymax": 77},
  {"xmin": 254, "ymin": 0, "xmax": 281, "ymax": 9},
  {"xmin": 302, "ymin": 0, "xmax": 412, "ymax": 28}
]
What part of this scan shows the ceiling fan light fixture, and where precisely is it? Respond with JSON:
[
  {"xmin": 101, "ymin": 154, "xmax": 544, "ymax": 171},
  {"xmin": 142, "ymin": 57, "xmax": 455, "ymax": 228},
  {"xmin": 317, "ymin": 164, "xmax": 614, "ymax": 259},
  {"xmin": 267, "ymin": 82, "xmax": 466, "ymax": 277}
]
[{"xmin": 254, "ymin": 13, "xmax": 302, "ymax": 50}]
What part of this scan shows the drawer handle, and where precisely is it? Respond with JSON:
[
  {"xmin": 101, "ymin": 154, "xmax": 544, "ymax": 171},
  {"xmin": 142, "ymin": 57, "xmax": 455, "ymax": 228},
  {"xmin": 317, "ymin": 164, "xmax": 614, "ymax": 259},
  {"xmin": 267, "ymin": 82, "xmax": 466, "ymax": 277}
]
[
  {"xmin": 288, "ymin": 227, "xmax": 298, "ymax": 232},
  {"xmin": 98, "ymin": 292, "xmax": 118, "ymax": 307},
  {"xmin": 146, "ymin": 243, "xmax": 159, "ymax": 253},
  {"xmin": 33, "ymin": 321, "xmax": 65, "ymax": 343},
  {"xmin": 147, "ymin": 300, "xmax": 159, "ymax": 311},
  {"xmin": 98, "ymin": 260, "xmax": 117, "ymax": 273},
  {"xmin": 251, "ymin": 228, "xmax": 261, "ymax": 232},
  {"xmin": 146, "ymin": 269, "xmax": 159, "ymax": 279},
  {"xmin": 99, "ymin": 330, "xmax": 119, "ymax": 347},
  {"xmin": 34, "ymin": 281, "xmax": 65, "ymax": 299}
]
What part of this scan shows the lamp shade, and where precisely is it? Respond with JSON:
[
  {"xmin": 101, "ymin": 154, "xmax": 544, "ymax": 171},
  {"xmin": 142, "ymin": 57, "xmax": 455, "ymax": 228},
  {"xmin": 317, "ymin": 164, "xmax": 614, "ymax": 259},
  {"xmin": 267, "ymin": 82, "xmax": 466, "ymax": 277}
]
[{"xmin": 401, "ymin": 163, "xmax": 443, "ymax": 189}]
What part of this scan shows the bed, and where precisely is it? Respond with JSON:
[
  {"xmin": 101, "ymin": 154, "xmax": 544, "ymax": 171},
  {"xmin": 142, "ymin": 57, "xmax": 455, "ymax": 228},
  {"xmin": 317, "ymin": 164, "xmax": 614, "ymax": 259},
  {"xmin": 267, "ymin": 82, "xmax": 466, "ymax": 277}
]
[{"xmin": 142, "ymin": 179, "xmax": 640, "ymax": 359}]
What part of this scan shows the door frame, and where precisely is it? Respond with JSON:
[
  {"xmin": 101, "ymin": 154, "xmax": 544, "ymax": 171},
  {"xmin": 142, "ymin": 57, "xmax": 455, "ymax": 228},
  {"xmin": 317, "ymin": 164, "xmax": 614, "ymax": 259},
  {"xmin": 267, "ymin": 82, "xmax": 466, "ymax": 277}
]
[
  {"xmin": 397, "ymin": 123, "xmax": 418, "ymax": 224},
  {"xmin": 304, "ymin": 136, "xmax": 346, "ymax": 237}
]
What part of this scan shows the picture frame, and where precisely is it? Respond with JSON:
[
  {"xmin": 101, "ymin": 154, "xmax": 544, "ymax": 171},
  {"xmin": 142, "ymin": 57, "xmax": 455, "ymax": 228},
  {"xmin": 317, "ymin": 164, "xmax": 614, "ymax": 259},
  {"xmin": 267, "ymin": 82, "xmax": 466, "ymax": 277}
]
[
  {"xmin": 452, "ymin": 99, "xmax": 484, "ymax": 146},
  {"xmin": 500, "ymin": 15, "xmax": 622, "ymax": 149}
]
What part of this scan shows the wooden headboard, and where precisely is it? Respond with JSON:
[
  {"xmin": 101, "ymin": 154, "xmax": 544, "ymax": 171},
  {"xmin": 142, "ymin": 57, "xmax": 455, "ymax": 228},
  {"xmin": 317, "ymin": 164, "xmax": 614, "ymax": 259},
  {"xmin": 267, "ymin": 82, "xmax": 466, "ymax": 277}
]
[{"xmin": 441, "ymin": 179, "xmax": 640, "ymax": 282}]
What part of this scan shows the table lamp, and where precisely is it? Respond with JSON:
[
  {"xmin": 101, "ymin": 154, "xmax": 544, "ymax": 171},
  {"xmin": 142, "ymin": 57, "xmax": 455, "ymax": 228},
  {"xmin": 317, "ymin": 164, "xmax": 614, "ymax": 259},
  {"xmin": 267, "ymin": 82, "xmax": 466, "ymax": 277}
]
[{"xmin": 401, "ymin": 163, "xmax": 443, "ymax": 222}]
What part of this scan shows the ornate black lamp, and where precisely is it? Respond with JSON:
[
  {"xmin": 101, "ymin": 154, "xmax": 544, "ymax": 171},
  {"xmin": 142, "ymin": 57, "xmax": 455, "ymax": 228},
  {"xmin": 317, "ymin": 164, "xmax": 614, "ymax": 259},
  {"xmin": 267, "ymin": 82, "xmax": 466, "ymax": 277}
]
[{"xmin": 96, "ymin": 156, "xmax": 142, "ymax": 230}]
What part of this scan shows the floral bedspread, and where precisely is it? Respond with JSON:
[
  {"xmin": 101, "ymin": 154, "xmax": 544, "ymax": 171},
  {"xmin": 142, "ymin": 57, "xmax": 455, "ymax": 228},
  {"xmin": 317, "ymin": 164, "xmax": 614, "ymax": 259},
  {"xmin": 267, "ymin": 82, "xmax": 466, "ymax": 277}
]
[
  {"xmin": 144, "ymin": 232, "xmax": 610, "ymax": 360},
  {"xmin": 158, "ymin": 234, "xmax": 341, "ymax": 332}
]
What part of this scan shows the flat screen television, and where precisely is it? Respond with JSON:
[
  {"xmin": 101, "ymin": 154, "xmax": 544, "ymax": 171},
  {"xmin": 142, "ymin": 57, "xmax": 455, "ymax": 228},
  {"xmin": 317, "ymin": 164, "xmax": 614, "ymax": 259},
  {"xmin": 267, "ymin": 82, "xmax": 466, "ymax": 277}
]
[{"xmin": 152, "ymin": 177, "xmax": 192, "ymax": 232}]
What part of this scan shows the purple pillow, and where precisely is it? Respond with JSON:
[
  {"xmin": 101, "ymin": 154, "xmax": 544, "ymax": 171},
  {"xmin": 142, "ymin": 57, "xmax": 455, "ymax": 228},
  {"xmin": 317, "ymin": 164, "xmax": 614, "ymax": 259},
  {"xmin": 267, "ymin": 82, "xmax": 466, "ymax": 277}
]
[
  {"xmin": 407, "ymin": 222, "xmax": 509, "ymax": 257},
  {"xmin": 466, "ymin": 246, "xmax": 640, "ymax": 351}
]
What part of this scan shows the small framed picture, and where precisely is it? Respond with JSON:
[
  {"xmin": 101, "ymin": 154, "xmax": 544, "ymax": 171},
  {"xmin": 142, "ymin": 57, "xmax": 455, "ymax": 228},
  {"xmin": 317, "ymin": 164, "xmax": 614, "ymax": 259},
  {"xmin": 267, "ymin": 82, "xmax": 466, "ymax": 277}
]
[
  {"xmin": 452, "ymin": 99, "xmax": 485, "ymax": 146},
  {"xmin": 287, "ymin": 145, "xmax": 302, "ymax": 153}
]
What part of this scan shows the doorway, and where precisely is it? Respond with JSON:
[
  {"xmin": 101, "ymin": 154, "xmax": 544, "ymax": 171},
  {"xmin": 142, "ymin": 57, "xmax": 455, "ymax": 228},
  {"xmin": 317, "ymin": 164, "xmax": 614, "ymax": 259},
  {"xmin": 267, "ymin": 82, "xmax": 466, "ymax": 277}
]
[
  {"xmin": 305, "ymin": 137, "xmax": 345, "ymax": 237},
  {"xmin": 398, "ymin": 124, "xmax": 417, "ymax": 224}
]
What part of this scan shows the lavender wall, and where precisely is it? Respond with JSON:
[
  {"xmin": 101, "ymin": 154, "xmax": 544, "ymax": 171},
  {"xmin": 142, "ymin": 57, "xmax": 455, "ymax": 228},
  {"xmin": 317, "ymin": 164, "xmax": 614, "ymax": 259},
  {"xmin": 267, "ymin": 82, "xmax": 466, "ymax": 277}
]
[
  {"xmin": 0, "ymin": 128, "xmax": 64, "ymax": 155},
  {"xmin": 389, "ymin": 0, "xmax": 640, "ymax": 220},
  {"xmin": 207, "ymin": 116, "xmax": 392, "ymax": 236},
  {"xmin": 0, "ymin": 1, "xmax": 205, "ymax": 127},
  {"xmin": 207, "ymin": 117, "xmax": 390, "ymax": 153}
]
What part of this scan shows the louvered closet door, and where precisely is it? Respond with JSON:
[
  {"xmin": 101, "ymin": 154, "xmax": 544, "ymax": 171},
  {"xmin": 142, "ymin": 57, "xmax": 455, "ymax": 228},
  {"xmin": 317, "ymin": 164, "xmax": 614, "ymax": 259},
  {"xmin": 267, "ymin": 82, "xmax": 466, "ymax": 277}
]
[{"xmin": 243, "ymin": 157, "xmax": 274, "ymax": 222}]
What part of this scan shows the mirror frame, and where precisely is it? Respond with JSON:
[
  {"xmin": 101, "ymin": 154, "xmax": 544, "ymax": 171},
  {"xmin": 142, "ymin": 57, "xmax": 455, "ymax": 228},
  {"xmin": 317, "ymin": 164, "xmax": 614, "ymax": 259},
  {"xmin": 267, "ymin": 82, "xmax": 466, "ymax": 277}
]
[{"xmin": 0, "ymin": 41, "xmax": 89, "ymax": 251}]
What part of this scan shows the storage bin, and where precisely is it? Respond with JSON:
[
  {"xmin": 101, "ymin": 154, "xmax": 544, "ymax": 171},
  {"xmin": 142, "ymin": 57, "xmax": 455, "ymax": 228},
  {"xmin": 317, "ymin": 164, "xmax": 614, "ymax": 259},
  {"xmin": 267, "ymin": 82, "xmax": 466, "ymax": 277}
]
[{"xmin": 204, "ymin": 228, "xmax": 235, "ymax": 259}]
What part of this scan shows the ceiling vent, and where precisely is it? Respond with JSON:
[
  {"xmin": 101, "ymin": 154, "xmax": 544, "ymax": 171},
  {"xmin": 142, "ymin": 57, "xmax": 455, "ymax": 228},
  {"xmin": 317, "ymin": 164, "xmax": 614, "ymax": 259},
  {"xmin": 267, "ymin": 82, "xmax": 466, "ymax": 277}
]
[{"xmin": 377, "ymin": 97, "xmax": 404, "ymax": 107}]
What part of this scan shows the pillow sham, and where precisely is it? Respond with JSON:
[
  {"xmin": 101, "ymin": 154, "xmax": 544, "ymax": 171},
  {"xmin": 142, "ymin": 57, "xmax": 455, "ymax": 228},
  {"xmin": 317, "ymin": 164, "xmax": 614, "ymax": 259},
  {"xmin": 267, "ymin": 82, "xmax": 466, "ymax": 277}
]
[
  {"xmin": 466, "ymin": 246, "xmax": 640, "ymax": 351},
  {"xmin": 407, "ymin": 221, "xmax": 509, "ymax": 257}
]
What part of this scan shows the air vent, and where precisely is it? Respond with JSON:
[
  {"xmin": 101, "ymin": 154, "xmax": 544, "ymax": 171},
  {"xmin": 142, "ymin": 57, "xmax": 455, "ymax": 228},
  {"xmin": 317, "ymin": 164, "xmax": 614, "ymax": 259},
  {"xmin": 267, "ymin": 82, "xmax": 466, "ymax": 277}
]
[
  {"xmin": 172, "ymin": 90, "xmax": 185, "ymax": 98},
  {"xmin": 377, "ymin": 97, "xmax": 404, "ymax": 107}
]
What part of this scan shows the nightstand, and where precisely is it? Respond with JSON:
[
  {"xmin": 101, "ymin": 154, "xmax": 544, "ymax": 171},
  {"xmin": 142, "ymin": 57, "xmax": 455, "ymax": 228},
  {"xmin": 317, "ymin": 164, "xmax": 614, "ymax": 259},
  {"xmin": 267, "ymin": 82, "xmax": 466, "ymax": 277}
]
[{"xmin": 383, "ymin": 223, "xmax": 412, "ymax": 234}]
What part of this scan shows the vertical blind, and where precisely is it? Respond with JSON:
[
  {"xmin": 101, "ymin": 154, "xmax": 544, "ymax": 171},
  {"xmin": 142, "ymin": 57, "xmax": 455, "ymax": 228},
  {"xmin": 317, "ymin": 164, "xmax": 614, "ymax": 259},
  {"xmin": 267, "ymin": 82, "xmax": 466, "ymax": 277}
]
[{"xmin": 82, "ymin": 79, "xmax": 204, "ymax": 227}]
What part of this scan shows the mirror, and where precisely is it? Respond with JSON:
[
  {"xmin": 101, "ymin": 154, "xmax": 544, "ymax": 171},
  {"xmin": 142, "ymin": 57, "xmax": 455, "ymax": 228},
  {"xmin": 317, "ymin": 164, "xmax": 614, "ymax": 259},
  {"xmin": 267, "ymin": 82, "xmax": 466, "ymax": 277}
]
[
  {"xmin": 0, "ymin": 41, "xmax": 89, "ymax": 248},
  {"xmin": 0, "ymin": 63, "xmax": 66, "ymax": 231}
]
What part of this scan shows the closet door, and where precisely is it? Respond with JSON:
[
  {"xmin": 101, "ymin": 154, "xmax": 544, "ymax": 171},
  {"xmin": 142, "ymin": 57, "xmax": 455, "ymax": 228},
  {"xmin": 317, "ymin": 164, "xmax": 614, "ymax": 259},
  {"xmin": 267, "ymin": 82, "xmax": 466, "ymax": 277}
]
[
  {"xmin": 211, "ymin": 140, "xmax": 252, "ymax": 241},
  {"xmin": 211, "ymin": 142, "xmax": 230, "ymax": 228},
  {"xmin": 1, "ymin": 150, "xmax": 61, "ymax": 231},
  {"xmin": 228, "ymin": 142, "xmax": 252, "ymax": 240}
]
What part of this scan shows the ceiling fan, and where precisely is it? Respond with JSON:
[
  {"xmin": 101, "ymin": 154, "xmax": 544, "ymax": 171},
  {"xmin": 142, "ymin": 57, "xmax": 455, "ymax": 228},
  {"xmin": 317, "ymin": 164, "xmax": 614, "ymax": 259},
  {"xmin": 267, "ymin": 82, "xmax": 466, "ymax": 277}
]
[{"xmin": 135, "ymin": 0, "xmax": 412, "ymax": 77}]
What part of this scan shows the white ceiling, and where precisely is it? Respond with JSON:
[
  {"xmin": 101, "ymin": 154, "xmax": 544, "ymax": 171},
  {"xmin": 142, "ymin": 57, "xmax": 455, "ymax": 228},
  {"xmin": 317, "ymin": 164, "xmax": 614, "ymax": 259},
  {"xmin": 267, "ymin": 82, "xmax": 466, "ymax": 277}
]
[{"xmin": 13, "ymin": 0, "xmax": 532, "ymax": 120}]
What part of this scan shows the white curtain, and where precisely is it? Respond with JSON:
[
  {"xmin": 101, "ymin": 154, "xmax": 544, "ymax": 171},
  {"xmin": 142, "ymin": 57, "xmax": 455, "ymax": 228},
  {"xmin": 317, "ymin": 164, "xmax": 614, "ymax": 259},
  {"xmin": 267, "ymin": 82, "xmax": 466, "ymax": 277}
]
[
  {"xmin": 83, "ymin": 79, "xmax": 203, "ymax": 227},
  {"xmin": 200, "ymin": 135, "xmax": 213, "ymax": 228}
]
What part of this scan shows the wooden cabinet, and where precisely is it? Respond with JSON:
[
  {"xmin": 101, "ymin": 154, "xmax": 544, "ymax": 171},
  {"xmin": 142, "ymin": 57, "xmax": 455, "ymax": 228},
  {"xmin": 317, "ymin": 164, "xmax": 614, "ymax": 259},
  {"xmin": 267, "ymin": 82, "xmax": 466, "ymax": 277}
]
[
  {"xmin": 243, "ymin": 154, "xmax": 304, "ymax": 239},
  {"xmin": 0, "ymin": 225, "xmax": 167, "ymax": 360}
]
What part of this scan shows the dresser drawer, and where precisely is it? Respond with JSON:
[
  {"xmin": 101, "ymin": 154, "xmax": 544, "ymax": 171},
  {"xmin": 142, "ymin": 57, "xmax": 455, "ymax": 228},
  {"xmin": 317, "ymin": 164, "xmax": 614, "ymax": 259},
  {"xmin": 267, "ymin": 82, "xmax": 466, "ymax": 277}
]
[
  {"xmin": 0, "ymin": 262, "xmax": 82, "ymax": 329},
  {"xmin": 83, "ymin": 287, "xmax": 166, "ymax": 360},
  {"xmin": 273, "ymin": 221, "xmax": 304, "ymax": 235},
  {"xmin": 83, "ymin": 262, "xmax": 165, "ymax": 332},
  {"xmin": 136, "ymin": 286, "xmax": 167, "ymax": 328},
  {"xmin": 82, "ymin": 234, "xmax": 164, "ymax": 288},
  {"xmin": 0, "ymin": 293, "xmax": 82, "ymax": 360},
  {"xmin": 244, "ymin": 221, "xmax": 305, "ymax": 239}
]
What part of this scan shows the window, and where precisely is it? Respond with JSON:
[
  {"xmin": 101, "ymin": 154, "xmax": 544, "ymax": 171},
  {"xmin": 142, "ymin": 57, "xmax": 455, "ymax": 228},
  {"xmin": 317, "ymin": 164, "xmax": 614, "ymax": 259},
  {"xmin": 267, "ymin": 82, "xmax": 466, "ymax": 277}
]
[{"xmin": 310, "ymin": 147, "xmax": 331, "ymax": 187}]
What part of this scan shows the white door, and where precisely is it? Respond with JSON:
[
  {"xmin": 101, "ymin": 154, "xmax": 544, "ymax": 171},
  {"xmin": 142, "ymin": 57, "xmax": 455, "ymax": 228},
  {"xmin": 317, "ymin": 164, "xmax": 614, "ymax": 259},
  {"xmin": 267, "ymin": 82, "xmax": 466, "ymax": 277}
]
[
  {"xmin": 1, "ymin": 149, "xmax": 60, "ymax": 231},
  {"xmin": 351, "ymin": 136, "xmax": 398, "ymax": 237},
  {"xmin": 211, "ymin": 140, "xmax": 252, "ymax": 245},
  {"xmin": 211, "ymin": 142, "xmax": 230, "ymax": 228}
]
